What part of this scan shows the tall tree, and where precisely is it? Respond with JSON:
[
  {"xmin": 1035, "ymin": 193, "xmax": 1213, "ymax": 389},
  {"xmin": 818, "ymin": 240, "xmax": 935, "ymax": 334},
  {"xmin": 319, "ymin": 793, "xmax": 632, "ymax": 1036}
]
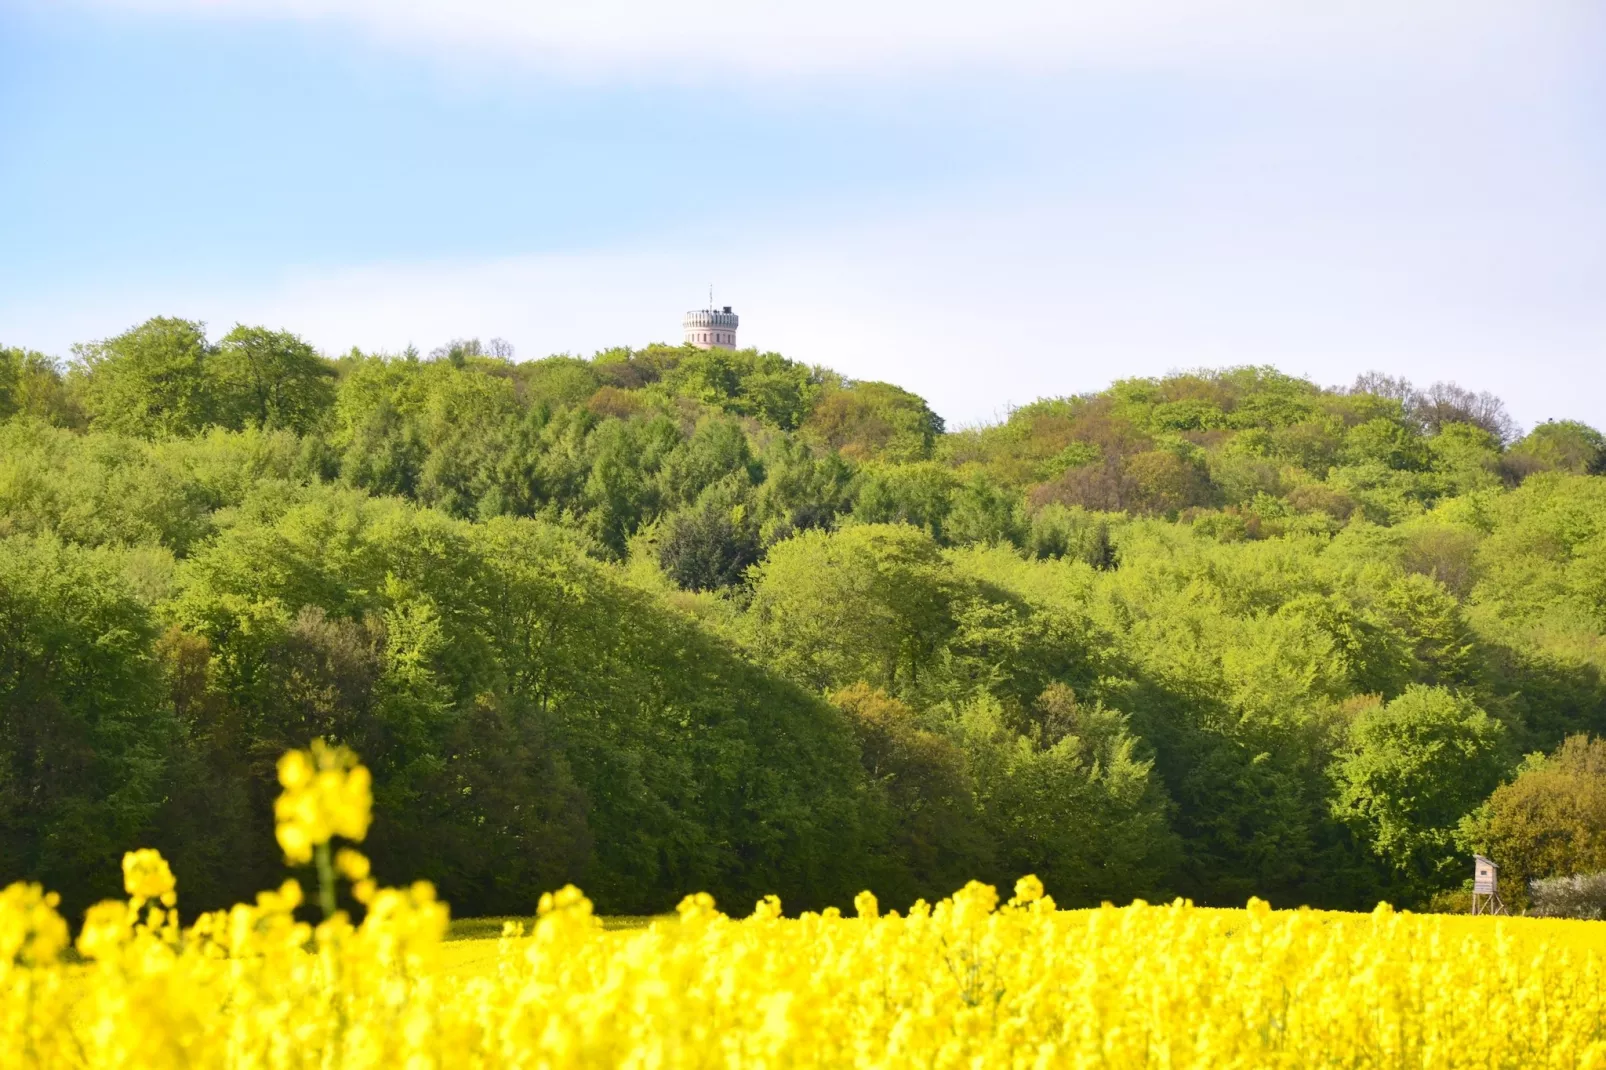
[
  {"xmin": 1332, "ymin": 686, "xmax": 1511, "ymax": 894},
  {"xmin": 829, "ymin": 683, "xmax": 993, "ymax": 906},
  {"xmin": 74, "ymin": 317, "xmax": 215, "ymax": 437},
  {"xmin": 210, "ymin": 325, "xmax": 336, "ymax": 433},
  {"xmin": 745, "ymin": 523, "xmax": 958, "ymax": 694},
  {"xmin": 0, "ymin": 535, "xmax": 174, "ymax": 915}
]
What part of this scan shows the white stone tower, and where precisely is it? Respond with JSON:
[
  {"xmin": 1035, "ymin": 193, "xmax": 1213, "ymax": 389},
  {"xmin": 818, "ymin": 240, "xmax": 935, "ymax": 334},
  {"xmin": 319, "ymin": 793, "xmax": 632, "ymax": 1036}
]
[{"xmin": 684, "ymin": 301, "xmax": 738, "ymax": 350}]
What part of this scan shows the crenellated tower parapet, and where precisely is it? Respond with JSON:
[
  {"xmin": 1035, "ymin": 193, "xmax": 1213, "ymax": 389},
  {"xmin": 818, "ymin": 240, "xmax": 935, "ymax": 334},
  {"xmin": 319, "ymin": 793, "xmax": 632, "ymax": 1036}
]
[{"xmin": 684, "ymin": 306, "xmax": 739, "ymax": 350}]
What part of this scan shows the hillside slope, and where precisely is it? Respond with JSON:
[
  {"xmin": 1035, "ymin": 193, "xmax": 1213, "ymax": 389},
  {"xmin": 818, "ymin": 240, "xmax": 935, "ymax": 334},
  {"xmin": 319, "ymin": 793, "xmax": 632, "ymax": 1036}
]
[{"xmin": 3, "ymin": 321, "xmax": 1604, "ymax": 914}]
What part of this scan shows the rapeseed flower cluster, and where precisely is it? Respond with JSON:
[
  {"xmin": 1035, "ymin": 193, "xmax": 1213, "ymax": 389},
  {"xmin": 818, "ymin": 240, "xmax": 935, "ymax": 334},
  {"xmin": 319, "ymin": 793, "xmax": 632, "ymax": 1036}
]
[
  {"xmin": 273, "ymin": 739, "xmax": 371, "ymax": 865},
  {"xmin": 4, "ymin": 743, "xmax": 1606, "ymax": 1068}
]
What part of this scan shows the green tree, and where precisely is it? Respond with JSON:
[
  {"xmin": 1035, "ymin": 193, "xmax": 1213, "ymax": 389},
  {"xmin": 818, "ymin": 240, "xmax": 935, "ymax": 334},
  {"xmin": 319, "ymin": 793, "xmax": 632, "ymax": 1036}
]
[
  {"xmin": 752, "ymin": 436, "xmax": 855, "ymax": 539},
  {"xmin": 1461, "ymin": 735, "xmax": 1606, "ymax": 907},
  {"xmin": 0, "ymin": 420, "xmax": 229, "ymax": 554},
  {"xmin": 1342, "ymin": 418, "xmax": 1430, "ymax": 471},
  {"xmin": 952, "ymin": 688, "xmax": 1178, "ymax": 905},
  {"xmin": 657, "ymin": 498, "xmax": 761, "ymax": 592},
  {"xmin": 662, "ymin": 348, "xmax": 821, "ymax": 430},
  {"xmin": 210, "ymin": 325, "xmax": 336, "ymax": 433},
  {"xmin": 851, "ymin": 462, "xmax": 956, "ymax": 540},
  {"xmin": 0, "ymin": 535, "xmax": 175, "ymax": 915},
  {"xmin": 1507, "ymin": 421, "xmax": 1606, "ymax": 477},
  {"xmin": 166, "ymin": 487, "xmax": 875, "ymax": 915},
  {"xmin": 944, "ymin": 472, "xmax": 1021, "ymax": 546},
  {"xmin": 745, "ymin": 524, "xmax": 957, "ymax": 694},
  {"xmin": 659, "ymin": 417, "xmax": 761, "ymax": 508},
  {"xmin": 0, "ymin": 348, "xmax": 83, "ymax": 427},
  {"xmin": 803, "ymin": 381, "xmax": 943, "ymax": 463},
  {"xmin": 582, "ymin": 420, "xmax": 663, "ymax": 557},
  {"xmin": 1024, "ymin": 504, "xmax": 1116, "ymax": 567},
  {"xmin": 1425, "ymin": 422, "xmax": 1503, "ymax": 496},
  {"xmin": 1124, "ymin": 448, "xmax": 1214, "ymax": 515},
  {"xmin": 75, "ymin": 317, "xmax": 216, "ymax": 437},
  {"xmin": 830, "ymin": 684, "xmax": 993, "ymax": 907},
  {"xmin": 1473, "ymin": 473, "xmax": 1606, "ymax": 633},
  {"xmin": 515, "ymin": 356, "xmax": 602, "ymax": 412},
  {"xmin": 0, "ymin": 347, "xmax": 19, "ymax": 420},
  {"xmin": 1332, "ymin": 686, "xmax": 1510, "ymax": 893}
]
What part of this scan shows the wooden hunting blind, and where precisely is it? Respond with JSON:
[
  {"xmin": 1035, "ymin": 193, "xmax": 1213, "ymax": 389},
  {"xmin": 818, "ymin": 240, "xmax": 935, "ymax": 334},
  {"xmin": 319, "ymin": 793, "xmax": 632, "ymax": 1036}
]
[{"xmin": 1471, "ymin": 855, "xmax": 1506, "ymax": 916}]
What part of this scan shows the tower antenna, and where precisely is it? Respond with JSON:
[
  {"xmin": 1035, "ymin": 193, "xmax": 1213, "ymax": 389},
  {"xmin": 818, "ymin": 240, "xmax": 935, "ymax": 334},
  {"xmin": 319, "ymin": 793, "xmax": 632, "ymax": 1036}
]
[{"xmin": 709, "ymin": 283, "xmax": 713, "ymax": 310}]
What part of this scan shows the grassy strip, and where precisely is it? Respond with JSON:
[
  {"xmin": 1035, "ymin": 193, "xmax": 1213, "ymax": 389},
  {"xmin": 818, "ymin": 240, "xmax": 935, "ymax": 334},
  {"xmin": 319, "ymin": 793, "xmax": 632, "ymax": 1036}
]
[{"xmin": 446, "ymin": 914, "xmax": 666, "ymax": 941}]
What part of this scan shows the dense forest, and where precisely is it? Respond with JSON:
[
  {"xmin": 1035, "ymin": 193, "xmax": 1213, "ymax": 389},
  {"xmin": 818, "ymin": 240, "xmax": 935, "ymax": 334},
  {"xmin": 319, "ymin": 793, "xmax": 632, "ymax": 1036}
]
[{"xmin": 4, "ymin": 316, "xmax": 1606, "ymax": 919}]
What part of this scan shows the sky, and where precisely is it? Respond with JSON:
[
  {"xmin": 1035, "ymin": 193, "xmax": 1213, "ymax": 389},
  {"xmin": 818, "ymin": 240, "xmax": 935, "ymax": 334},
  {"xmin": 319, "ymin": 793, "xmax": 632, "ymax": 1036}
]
[{"xmin": 1, "ymin": 1, "xmax": 1603, "ymax": 430}]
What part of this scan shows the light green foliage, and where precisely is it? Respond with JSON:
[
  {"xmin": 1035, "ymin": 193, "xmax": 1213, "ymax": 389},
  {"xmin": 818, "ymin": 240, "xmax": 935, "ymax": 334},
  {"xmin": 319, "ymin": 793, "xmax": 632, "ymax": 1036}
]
[
  {"xmin": 1333, "ymin": 686, "xmax": 1510, "ymax": 888},
  {"xmin": 210, "ymin": 325, "xmax": 336, "ymax": 433},
  {"xmin": 75, "ymin": 317, "xmax": 216, "ymax": 437},
  {"xmin": 803, "ymin": 380, "xmax": 944, "ymax": 462},
  {"xmin": 661, "ymin": 347, "xmax": 821, "ymax": 430},
  {"xmin": 1341, "ymin": 418, "xmax": 1430, "ymax": 471},
  {"xmin": 944, "ymin": 471, "xmax": 1026, "ymax": 547},
  {"xmin": 851, "ymin": 462, "xmax": 957, "ymax": 539},
  {"xmin": 1425, "ymin": 422, "xmax": 1504, "ymax": 496},
  {"xmin": 6, "ymin": 317, "xmax": 1606, "ymax": 915},
  {"xmin": 1460, "ymin": 735, "xmax": 1606, "ymax": 907},
  {"xmin": 0, "ymin": 348, "xmax": 14, "ymax": 419},
  {"xmin": 659, "ymin": 417, "xmax": 762, "ymax": 507},
  {"xmin": 1398, "ymin": 520, "xmax": 1482, "ymax": 599},
  {"xmin": 0, "ymin": 346, "xmax": 81, "ymax": 426},
  {"xmin": 0, "ymin": 421, "xmax": 307, "ymax": 554},
  {"xmin": 331, "ymin": 351, "xmax": 524, "ymax": 509},
  {"xmin": 1123, "ymin": 447, "xmax": 1214, "ymax": 515},
  {"xmin": 70, "ymin": 318, "xmax": 337, "ymax": 441},
  {"xmin": 951, "ymin": 689, "xmax": 1178, "ymax": 903},
  {"xmin": 581, "ymin": 417, "xmax": 674, "ymax": 556},
  {"xmin": 1149, "ymin": 398, "xmax": 1229, "ymax": 432},
  {"xmin": 1508, "ymin": 420, "xmax": 1606, "ymax": 476},
  {"xmin": 752, "ymin": 436, "xmax": 854, "ymax": 540},
  {"xmin": 1472, "ymin": 474, "xmax": 1606, "ymax": 636},
  {"xmin": 745, "ymin": 523, "xmax": 958, "ymax": 694},
  {"xmin": 1265, "ymin": 419, "xmax": 1346, "ymax": 473},
  {"xmin": 163, "ymin": 486, "xmax": 871, "ymax": 914},
  {"xmin": 940, "ymin": 521, "xmax": 1545, "ymax": 906},
  {"xmin": 953, "ymin": 367, "xmax": 1535, "ymax": 533},
  {"xmin": 514, "ymin": 356, "xmax": 602, "ymax": 412},
  {"xmin": 1024, "ymin": 504, "xmax": 1117, "ymax": 566},
  {"xmin": 1206, "ymin": 447, "xmax": 1285, "ymax": 507}
]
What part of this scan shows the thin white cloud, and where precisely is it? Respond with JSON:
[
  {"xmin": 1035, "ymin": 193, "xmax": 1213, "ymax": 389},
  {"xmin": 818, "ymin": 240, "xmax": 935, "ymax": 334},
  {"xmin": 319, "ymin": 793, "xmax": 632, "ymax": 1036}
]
[{"xmin": 65, "ymin": 0, "xmax": 1571, "ymax": 81}]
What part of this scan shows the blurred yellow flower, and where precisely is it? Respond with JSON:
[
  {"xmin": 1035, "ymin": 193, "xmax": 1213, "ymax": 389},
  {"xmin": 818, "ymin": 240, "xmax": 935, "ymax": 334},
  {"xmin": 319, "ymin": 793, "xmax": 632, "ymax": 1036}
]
[
  {"xmin": 121, "ymin": 847, "xmax": 176, "ymax": 905},
  {"xmin": 0, "ymin": 883, "xmax": 67, "ymax": 967},
  {"xmin": 274, "ymin": 739, "xmax": 372, "ymax": 864},
  {"xmin": 336, "ymin": 848, "xmax": 371, "ymax": 882}
]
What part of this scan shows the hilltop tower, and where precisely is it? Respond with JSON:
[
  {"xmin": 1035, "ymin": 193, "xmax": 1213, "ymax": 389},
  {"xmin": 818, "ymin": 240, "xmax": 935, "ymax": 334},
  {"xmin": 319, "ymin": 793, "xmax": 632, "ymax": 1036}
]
[{"xmin": 684, "ymin": 302, "xmax": 738, "ymax": 350}]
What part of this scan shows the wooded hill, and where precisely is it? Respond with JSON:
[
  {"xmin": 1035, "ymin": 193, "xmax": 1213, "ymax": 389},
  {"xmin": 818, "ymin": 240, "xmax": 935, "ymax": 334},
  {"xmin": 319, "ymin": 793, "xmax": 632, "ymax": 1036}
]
[{"xmin": 4, "ymin": 318, "xmax": 1604, "ymax": 917}]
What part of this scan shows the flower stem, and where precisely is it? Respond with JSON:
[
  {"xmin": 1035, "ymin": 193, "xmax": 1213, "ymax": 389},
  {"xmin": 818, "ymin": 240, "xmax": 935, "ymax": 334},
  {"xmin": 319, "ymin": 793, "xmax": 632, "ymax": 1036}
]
[{"xmin": 315, "ymin": 841, "xmax": 337, "ymax": 920}]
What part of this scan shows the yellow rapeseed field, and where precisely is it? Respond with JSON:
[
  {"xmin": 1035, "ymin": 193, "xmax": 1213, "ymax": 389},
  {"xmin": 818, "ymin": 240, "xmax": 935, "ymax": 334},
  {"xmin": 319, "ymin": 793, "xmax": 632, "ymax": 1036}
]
[{"xmin": 4, "ymin": 744, "xmax": 1606, "ymax": 1069}]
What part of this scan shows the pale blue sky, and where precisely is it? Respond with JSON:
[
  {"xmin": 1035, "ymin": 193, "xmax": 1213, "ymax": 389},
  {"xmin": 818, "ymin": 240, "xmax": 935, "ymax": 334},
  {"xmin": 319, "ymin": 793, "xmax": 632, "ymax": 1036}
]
[{"xmin": 3, "ymin": 1, "xmax": 1602, "ymax": 429}]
